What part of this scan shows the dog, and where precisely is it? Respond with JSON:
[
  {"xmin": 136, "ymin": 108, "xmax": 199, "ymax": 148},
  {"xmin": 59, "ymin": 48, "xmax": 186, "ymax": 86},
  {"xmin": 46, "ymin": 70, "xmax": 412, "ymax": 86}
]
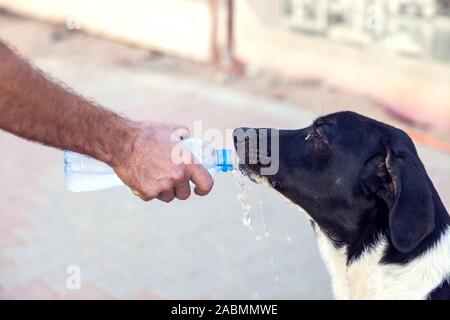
[{"xmin": 233, "ymin": 111, "xmax": 450, "ymax": 300}]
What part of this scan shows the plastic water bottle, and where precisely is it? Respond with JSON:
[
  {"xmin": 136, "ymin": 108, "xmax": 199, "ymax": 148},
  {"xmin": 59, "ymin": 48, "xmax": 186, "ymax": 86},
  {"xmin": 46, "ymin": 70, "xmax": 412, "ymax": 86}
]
[{"xmin": 64, "ymin": 138, "xmax": 234, "ymax": 192}]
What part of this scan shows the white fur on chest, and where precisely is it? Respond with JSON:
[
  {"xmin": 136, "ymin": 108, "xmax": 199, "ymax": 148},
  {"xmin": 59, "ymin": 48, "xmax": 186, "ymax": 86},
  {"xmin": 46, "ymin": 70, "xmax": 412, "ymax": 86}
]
[
  {"xmin": 316, "ymin": 227, "xmax": 450, "ymax": 300},
  {"xmin": 253, "ymin": 175, "xmax": 450, "ymax": 299}
]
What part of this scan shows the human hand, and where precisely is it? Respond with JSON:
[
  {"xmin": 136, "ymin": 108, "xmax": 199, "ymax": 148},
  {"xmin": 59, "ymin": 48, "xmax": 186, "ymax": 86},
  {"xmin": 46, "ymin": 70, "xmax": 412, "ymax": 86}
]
[{"xmin": 112, "ymin": 121, "xmax": 214, "ymax": 202}]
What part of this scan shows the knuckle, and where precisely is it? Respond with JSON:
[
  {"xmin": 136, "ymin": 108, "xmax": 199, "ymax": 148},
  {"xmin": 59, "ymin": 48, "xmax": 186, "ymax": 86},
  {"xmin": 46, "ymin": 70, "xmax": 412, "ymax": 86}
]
[
  {"xmin": 140, "ymin": 189, "xmax": 158, "ymax": 201},
  {"xmin": 141, "ymin": 194, "xmax": 155, "ymax": 201},
  {"xmin": 158, "ymin": 180, "xmax": 173, "ymax": 193},
  {"xmin": 169, "ymin": 169, "xmax": 186, "ymax": 183}
]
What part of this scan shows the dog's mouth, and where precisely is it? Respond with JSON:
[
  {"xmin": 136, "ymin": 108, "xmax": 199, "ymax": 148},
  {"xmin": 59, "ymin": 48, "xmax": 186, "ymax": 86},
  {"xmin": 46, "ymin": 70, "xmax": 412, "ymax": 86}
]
[
  {"xmin": 237, "ymin": 164, "xmax": 284, "ymax": 192},
  {"xmin": 237, "ymin": 165, "xmax": 260, "ymax": 184},
  {"xmin": 233, "ymin": 127, "xmax": 267, "ymax": 185}
]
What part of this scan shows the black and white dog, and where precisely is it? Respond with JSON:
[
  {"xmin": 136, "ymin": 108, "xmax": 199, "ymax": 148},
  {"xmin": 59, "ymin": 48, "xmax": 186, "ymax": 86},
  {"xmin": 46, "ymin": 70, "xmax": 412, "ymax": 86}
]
[{"xmin": 233, "ymin": 111, "xmax": 450, "ymax": 300}]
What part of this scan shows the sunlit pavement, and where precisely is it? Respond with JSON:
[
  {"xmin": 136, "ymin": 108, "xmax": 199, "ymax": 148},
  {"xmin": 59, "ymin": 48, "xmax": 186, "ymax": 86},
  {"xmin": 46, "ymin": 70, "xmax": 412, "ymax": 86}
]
[{"xmin": 0, "ymin": 14, "xmax": 449, "ymax": 299}]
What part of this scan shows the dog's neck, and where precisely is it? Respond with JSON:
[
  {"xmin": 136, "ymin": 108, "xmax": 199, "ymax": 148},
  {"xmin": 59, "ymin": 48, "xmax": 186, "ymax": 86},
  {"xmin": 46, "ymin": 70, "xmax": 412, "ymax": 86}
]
[
  {"xmin": 270, "ymin": 173, "xmax": 450, "ymax": 299},
  {"xmin": 313, "ymin": 198, "xmax": 450, "ymax": 300},
  {"xmin": 316, "ymin": 225, "xmax": 450, "ymax": 299},
  {"xmin": 314, "ymin": 181, "xmax": 450, "ymax": 264}
]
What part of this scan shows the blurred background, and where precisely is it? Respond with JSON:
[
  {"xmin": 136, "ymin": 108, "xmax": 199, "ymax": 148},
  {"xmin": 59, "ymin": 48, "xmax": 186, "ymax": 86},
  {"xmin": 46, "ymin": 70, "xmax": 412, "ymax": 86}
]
[{"xmin": 0, "ymin": 0, "xmax": 449, "ymax": 299}]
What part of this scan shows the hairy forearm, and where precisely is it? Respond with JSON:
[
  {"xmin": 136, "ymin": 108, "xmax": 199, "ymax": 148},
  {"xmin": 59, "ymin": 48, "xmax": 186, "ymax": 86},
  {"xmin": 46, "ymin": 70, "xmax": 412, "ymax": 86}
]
[
  {"xmin": 0, "ymin": 41, "xmax": 214, "ymax": 202},
  {"xmin": 0, "ymin": 40, "xmax": 135, "ymax": 165}
]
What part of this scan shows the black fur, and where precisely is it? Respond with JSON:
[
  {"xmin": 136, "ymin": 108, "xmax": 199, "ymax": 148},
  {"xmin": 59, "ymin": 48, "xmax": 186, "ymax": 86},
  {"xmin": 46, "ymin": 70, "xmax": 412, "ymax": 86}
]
[
  {"xmin": 428, "ymin": 279, "xmax": 450, "ymax": 300},
  {"xmin": 234, "ymin": 111, "xmax": 450, "ymax": 300}
]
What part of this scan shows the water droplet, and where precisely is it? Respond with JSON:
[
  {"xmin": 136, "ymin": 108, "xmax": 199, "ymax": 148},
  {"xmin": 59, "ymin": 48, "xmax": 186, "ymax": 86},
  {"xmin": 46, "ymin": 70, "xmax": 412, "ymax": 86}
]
[
  {"xmin": 286, "ymin": 234, "xmax": 292, "ymax": 242},
  {"xmin": 269, "ymin": 256, "xmax": 275, "ymax": 265},
  {"xmin": 257, "ymin": 191, "xmax": 271, "ymax": 238},
  {"xmin": 255, "ymin": 235, "xmax": 262, "ymax": 241},
  {"xmin": 242, "ymin": 215, "xmax": 251, "ymax": 226},
  {"xmin": 251, "ymin": 292, "xmax": 258, "ymax": 300}
]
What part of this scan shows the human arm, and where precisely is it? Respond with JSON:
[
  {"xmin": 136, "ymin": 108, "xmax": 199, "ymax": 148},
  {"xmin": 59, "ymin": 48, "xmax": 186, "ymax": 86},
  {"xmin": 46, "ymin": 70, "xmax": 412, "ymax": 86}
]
[{"xmin": 0, "ymin": 40, "xmax": 213, "ymax": 201}]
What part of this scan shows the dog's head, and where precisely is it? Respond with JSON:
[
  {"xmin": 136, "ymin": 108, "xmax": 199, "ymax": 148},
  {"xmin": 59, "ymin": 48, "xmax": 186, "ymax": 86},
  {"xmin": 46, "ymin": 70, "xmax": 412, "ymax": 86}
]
[{"xmin": 233, "ymin": 111, "xmax": 437, "ymax": 253}]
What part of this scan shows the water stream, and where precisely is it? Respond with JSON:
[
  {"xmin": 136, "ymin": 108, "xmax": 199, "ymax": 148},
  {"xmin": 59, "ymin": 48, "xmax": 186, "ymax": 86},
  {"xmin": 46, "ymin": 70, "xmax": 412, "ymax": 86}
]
[
  {"xmin": 234, "ymin": 170, "xmax": 252, "ymax": 229},
  {"xmin": 234, "ymin": 169, "xmax": 293, "ymax": 298}
]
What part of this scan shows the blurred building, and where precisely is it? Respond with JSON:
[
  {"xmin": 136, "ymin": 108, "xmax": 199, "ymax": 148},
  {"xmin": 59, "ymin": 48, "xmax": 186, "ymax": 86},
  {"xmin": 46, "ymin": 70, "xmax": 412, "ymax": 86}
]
[
  {"xmin": 235, "ymin": 0, "xmax": 450, "ymax": 129},
  {"xmin": 0, "ymin": 0, "xmax": 449, "ymax": 128},
  {"xmin": 286, "ymin": 0, "xmax": 450, "ymax": 62}
]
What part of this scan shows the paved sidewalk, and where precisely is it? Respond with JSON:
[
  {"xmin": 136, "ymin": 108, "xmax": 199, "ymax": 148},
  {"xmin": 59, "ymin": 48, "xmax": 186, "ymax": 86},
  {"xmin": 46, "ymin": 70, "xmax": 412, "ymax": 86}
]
[{"xmin": 0, "ymin": 14, "xmax": 449, "ymax": 299}]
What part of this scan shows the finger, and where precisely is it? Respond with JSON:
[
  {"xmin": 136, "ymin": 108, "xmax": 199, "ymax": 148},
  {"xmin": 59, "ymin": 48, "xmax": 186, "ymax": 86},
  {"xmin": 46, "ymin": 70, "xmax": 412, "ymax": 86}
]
[
  {"xmin": 189, "ymin": 164, "xmax": 214, "ymax": 196},
  {"xmin": 132, "ymin": 189, "xmax": 157, "ymax": 201},
  {"xmin": 157, "ymin": 189, "xmax": 176, "ymax": 203},
  {"xmin": 131, "ymin": 181, "xmax": 159, "ymax": 201},
  {"xmin": 132, "ymin": 190, "xmax": 146, "ymax": 201},
  {"xmin": 174, "ymin": 181, "xmax": 191, "ymax": 200},
  {"xmin": 132, "ymin": 190, "xmax": 142, "ymax": 198}
]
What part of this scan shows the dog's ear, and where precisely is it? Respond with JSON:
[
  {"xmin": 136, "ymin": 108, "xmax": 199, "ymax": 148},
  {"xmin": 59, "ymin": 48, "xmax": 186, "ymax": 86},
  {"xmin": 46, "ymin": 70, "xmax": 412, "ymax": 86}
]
[{"xmin": 362, "ymin": 144, "xmax": 435, "ymax": 253}]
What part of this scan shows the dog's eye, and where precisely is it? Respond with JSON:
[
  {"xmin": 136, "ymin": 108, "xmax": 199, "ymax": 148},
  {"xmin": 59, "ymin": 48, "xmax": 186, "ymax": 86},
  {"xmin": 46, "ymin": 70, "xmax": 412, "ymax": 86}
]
[
  {"xmin": 307, "ymin": 127, "xmax": 324, "ymax": 140},
  {"xmin": 313, "ymin": 128, "xmax": 323, "ymax": 138},
  {"xmin": 307, "ymin": 126, "xmax": 330, "ymax": 156},
  {"xmin": 306, "ymin": 129, "xmax": 322, "ymax": 141}
]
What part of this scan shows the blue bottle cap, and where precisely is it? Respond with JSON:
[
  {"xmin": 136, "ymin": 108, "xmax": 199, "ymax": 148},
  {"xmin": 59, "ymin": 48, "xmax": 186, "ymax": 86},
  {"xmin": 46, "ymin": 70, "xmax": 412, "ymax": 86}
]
[{"xmin": 216, "ymin": 149, "xmax": 234, "ymax": 173}]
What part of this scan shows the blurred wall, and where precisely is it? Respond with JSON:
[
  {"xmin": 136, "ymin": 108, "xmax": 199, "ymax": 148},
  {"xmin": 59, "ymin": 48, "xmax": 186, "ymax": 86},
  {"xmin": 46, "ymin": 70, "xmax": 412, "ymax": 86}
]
[
  {"xmin": 0, "ymin": 0, "xmax": 213, "ymax": 61},
  {"xmin": 1, "ymin": 0, "xmax": 449, "ymax": 128},
  {"xmin": 235, "ymin": 0, "xmax": 450, "ymax": 129}
]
